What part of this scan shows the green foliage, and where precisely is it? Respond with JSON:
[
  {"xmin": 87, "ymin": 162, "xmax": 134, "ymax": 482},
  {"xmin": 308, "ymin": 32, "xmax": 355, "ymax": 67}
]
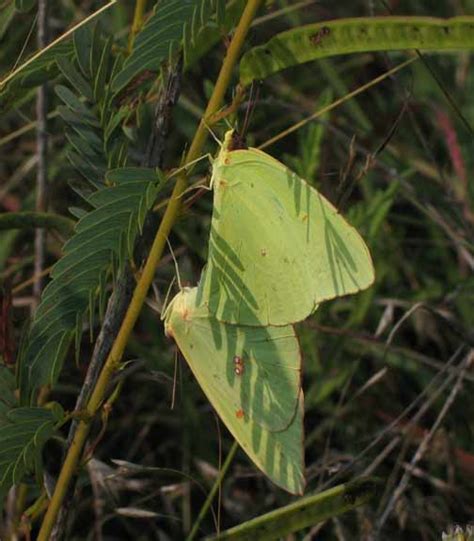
[
  {"xmin": 55, "ymin": 24, "xmax": 129, "ymax": 191},
  {"xmin": 0, "ymin": 366, "xmax": 16, "ymax": 415},
  {"xmin": 0, "ymin": 41, "xmax": 73, "ymax": 113},
  {"xmin": 239, "ymin": 16, "xmax": 474, "ymax": 85},
  {"xmin": 18, "ymin": 167, "xmax": 165, "ymax": 403},
  {"xmin": 282, "ymin": 90, "xmax": 332, "ymax": 180},
  {"xmin": 0, "ymin": 3, "xmax": 116, "ymax": 112},
  {"xmin": 112, "ymin": 0, "xmax": 226, "ymax": 93},
  {"xmin": 0, "ymin": 365, "xmax": 63, "ymax": 499}
]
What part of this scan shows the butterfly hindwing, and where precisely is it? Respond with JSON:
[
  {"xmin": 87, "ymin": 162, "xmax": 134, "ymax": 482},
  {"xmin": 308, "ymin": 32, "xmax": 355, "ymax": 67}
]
[{"xmin": 164, "ymin": 287, "xmax": 305, "ymax": 494}]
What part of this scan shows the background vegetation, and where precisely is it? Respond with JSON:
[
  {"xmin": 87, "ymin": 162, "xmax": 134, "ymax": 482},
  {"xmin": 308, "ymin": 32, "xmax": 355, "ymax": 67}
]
[{"xmin": 0, "ymin": 0, "xmax": 473, "ymax": 539}]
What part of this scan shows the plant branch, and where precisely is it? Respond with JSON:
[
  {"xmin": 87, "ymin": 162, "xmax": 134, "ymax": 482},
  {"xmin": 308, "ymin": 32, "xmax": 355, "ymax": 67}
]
[
  {"xmin": 37, "ymin": 1, "xmax": 263, "ymax": 538},
  {"xmin": 375, "ymin": 350, "xmax": 472, "ymax": 534},
  {"xmin": 49, "ymin": 59, "xmax": 184, "ymax": 541},
  {"xmin": 33, "ymin": 0, "xmax": 48, "ymax": 301},
  {"xmin": 128, "ymin": 0, "xmax": 148, "ymax": 52}
]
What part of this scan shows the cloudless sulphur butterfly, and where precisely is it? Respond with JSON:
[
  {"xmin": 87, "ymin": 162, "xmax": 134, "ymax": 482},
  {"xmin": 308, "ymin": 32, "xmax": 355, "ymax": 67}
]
[
  {"xmin": 197, "ymin": 130, "xmax": 375, "ymax": 326},
  {"xmin": 164, "ymin": 286, "xmax": 305, "ymax": 494}
]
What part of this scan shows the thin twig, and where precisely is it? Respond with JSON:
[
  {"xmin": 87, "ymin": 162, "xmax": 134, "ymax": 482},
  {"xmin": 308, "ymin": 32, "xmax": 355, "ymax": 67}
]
[
  {"xmin": 33, "ymin": 0, "xmax": 48, "ymax": 302},
  {"xmin": 374, "ymin": 350, "xmax": 472, "ymax": 534},
  {"xmin": 0, "ymin": 1, "xmax": 117, "ymax": 89},
  {"xmin": 314, "ymin": 345, "xmax": 465, "ymax": 490},
  {"xmin": 49, "ymin": 61, "xmax": 184, "ymax": 541},
  {"xmin": 186, "ymin": 441, "xmax": 239, "ymax": 541}
]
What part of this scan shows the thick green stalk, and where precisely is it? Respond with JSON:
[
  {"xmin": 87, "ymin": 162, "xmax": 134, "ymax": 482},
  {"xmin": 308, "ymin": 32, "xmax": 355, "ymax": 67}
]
[
  {"xmin": 36, "ymin": 1, "xmax": 263, "ymax": 539},
  {"xmin": 128, "ymin": 0, "xmax": 147, "ymax": 52}
]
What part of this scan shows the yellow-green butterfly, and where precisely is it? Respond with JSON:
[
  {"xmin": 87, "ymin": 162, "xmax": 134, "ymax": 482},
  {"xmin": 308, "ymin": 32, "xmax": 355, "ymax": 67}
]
[
  {"xmin": 197, "ymin": 130, "xmax": 375, "ymax": 326},
  {"xmin": 164, "ymin": 286, "xmax": 305, "ymax": 494}
]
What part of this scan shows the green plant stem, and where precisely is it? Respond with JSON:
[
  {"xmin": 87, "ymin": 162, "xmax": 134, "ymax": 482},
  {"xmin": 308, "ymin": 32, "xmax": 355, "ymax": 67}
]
[
  {"xmin": 36, "ymin": 1, "xmax": 263, "ymax": 539},
  {"xmin": 128, "ymin": 0, "xmax": 147, "ymax": 52},
  {"xmin": 187, "ymin": 441, "xmax": 239, "ymax": 541}
]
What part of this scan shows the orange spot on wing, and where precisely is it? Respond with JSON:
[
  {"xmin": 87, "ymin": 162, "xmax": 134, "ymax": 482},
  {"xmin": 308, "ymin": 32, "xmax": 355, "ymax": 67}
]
[{"xmin": 236, "ymin": 409, "xmax": 244, "ymax": 419}]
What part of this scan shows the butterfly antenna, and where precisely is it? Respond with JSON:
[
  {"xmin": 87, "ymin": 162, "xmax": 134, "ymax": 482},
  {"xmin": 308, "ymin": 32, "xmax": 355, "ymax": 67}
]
[
  {"xmin": 241, "ymin": 83, "xmax": 253, "ymax": 136},
  {"xmin": 171, "ymin": 348, "xmax": 178, "ymax": 410},
  {"xmin": 166, "ymin": 238, "xmax": 182, "ymax": 291},
  {"xmin": 167, "ymin": 153, "xmax": 213, "ymax": 180},
  {"xmin": 242, "ymin": 81, "xmax": 260, "ymax": 138},
  {"xmin": 203, "ymin": 119, "xmax": 222, "ymax": 148},
  {"xmin": 160, "ymin": 276, "xmax": 176, "ymax": 321}
]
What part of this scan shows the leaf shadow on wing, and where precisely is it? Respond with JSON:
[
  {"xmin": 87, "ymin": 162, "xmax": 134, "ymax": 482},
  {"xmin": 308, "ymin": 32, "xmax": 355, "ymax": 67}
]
[
  {"xmin": 318, "ymin": 195, "xmax": 363, "ymax": 296},
  {"xmin": 284, "ymin": 167, "xmax": 312, "ymax": 242},
  {"xmin": 197, "ymin": 225, "xmax": 262, "ymax": 325},
  {"xmin": 283, "ymin": 165, "xmax": 365, "ymax": 298},
  {"xmin": 204, "ymin": 312, "xmax": 302, "ymax": 491}
]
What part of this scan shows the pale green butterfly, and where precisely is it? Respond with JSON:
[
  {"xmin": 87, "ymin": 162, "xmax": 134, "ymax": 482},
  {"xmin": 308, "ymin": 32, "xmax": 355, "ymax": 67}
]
[
  {"xmin": 196, "ymin": 130, "xmax": 375, "ymax": 326},
  {"xmin": 164, "ymin": 286, "xmax": 305, "ymax": 495}
]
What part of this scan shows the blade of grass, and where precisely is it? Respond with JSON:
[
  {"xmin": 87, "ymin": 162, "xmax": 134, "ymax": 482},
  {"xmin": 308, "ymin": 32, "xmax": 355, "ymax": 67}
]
[
  {"xmin": 205, "ymin": 478, "xmax": 381, "ymax": 541},
  {"xmin": 187, "ymin": 441, "xmax": 239, "ymax": 541}
]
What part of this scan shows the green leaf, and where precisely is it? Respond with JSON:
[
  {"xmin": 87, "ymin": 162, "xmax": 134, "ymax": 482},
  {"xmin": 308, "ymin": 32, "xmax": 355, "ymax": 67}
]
[
  {"xmin": 90, "ymin": 23, "xmax": 104, "ymax": 80},
  {"xmin": 111, "ymin": 0, "xmax": 224, "ymax": 93},
  {"xmin": 205, "ymin": 478, "xmax": 381, "ymax": 540},
  {"xmin": 0, "ymin": 366, "xmax": 17, "ymax": 414},
  {"xmin": 67, "ymin": 151, "xmax": 106, "ymax": 189},
  {"xmin": 55, "ymin": 85, "xmax": 97, "ymax": 124},
  {"xmin": 0, "ymin": 41, "xmax": 73, "ymax": 113},
  {"xmin": 239, "ymin": 16, "xmax": 474, "ymax": 85},
  {"xmin": 56, "ymin": 56, "xmax": 94, "ymax": 101},
  {"xmin": 66, "ymin": 132, "xmax": 102, "ymax": 161},
  {"xmin": 18, "ymin": 169, "xmax": 166, "ymax": 403},
  {"xmin": 183, "ymin": 0, "xmax": 245, "ymax": 68},
  {"xmin": 0, "ymin": 406, "xmax": 63, "ymax": 498},
  {"xmin": 0, "ymin": 1, "xmax": 115, "ymax": 113},
  {"xmin": 94, "ymin": 36, "xmax": 112, "ymax": 104},
  {"xmin": 73, "ymin": 22, "xmax": 94, "ymax": 78},
  {"xmin": 55, "ymin": 31, "xmax": 130, "ymax": 192}
]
